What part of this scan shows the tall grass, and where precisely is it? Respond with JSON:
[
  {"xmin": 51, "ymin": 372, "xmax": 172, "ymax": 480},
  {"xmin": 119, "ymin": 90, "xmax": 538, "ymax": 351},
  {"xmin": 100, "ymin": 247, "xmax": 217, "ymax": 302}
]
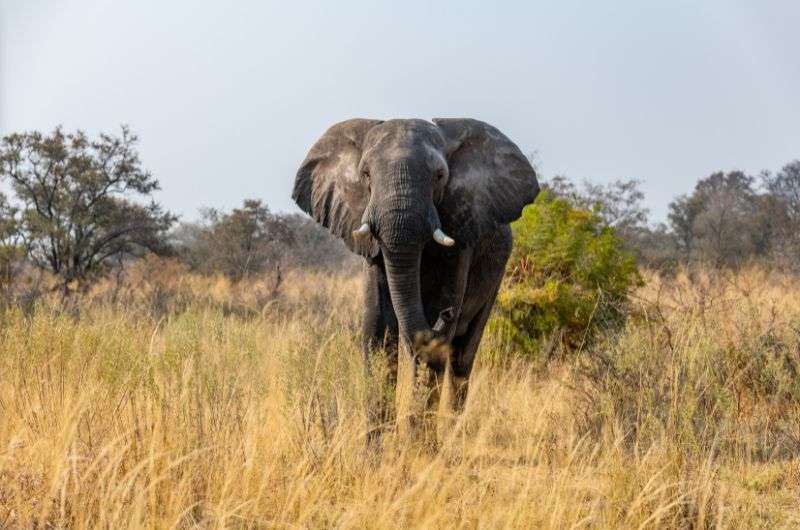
[{"xmin": 1, "ymin": 262, "xmax": 799, "ymax": 528}]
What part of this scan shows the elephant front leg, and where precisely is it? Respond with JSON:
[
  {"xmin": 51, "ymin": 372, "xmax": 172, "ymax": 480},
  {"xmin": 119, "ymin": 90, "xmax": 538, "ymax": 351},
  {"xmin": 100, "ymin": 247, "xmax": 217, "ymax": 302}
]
[
  {"xmin": 426, "ymin": 249, "xmax": 473, "ymax": 442},
  {"xmin": 361, "ymin": 261, "xmax": 398, "ymax": 446}
]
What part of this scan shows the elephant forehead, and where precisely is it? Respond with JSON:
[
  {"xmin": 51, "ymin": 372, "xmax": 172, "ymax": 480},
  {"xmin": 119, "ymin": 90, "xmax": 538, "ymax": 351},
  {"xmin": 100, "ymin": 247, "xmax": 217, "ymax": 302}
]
[{"xmin": 364, "ymin": 120, "xmax": 445, "ymax": 152}]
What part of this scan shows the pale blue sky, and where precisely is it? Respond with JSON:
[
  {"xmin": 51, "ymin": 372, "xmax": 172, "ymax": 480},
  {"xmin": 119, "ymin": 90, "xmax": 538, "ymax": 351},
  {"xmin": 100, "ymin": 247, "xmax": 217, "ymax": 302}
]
[{"xmin": 2, "ymin": 0, "xmax": 799, "ymax": 222}]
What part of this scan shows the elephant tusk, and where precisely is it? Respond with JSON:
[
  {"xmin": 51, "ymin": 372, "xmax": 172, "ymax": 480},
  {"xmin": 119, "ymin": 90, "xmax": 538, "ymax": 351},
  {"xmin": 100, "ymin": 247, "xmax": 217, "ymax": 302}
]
[
  {"xmin": 352, "ymin": 223, "xmax": 371, "ymax": 239},
  {"xmin": 433, "ymin": 228, "xmax": 455, "ymax": 247}
]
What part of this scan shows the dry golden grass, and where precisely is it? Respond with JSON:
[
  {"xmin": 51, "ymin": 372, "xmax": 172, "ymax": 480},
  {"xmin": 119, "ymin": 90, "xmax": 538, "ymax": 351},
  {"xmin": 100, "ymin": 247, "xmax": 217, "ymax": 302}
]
[{"xmin": 2, "ymin": 261, "xmax": 800, "ymax": 528}]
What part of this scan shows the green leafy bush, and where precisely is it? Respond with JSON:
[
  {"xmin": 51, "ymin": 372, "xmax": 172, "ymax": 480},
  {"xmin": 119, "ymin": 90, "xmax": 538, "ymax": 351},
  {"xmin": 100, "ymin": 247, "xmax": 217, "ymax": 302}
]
[{"xmin": 490, "ymin": 191, "xmax": 642, "ymax": 359}]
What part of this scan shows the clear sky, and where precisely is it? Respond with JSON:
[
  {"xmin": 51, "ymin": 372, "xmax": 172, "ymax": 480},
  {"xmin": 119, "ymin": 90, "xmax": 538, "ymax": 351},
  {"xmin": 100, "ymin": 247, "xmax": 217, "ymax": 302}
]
[{"xmin": 2, "ymin": 0, "xmax": 798, "ymax": 223}]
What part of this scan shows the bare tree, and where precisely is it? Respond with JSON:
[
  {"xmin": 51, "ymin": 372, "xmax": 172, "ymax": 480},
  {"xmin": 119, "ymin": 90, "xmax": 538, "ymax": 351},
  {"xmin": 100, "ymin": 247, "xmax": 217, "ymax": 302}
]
[{"xmin": 667, "ymin": 171, "xmax": 761, "ymax": 267}]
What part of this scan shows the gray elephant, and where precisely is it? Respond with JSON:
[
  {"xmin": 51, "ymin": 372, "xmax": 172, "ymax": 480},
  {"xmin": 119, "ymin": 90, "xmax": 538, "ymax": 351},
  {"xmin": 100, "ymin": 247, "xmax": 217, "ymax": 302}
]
[{"xmin": 292, "ymin": 118, "xmax": 539, "ymax": 421}]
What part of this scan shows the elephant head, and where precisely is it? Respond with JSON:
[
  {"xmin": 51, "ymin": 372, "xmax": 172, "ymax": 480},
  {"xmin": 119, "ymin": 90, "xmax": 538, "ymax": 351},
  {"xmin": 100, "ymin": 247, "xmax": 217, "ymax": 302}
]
[{"xmin": 293, "ymin": 118, "xmax": 539, "ymax": 356}]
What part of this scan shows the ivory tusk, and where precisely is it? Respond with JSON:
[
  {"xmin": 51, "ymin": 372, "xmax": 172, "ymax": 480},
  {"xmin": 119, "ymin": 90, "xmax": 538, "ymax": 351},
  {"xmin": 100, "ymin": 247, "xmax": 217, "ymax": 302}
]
[
  {"xmin": 352, "ymin": 223, "xmax": 371, "ymax": 239},
  {"xmin": 433, "ymin": 228, "xmax": 455, "ymax": 247}
]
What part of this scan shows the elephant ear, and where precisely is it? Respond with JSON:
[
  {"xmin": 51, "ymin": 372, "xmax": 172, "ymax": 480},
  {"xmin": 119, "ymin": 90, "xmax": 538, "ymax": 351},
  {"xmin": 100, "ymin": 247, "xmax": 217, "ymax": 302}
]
[
  {"xmin": 433, "ymin": 118, "xmax": 539, "ymax": 246},
  {"xmin": 292, "ymin": 119, "xmax": 383, "ymax": 258}
]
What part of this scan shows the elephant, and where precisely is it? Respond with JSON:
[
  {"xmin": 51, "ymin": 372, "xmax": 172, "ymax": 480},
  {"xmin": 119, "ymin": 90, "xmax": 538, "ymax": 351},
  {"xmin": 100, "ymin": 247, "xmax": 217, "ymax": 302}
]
[{"xmin": 292, "ymin": 118, "xmax": 539, "ymax": 431}]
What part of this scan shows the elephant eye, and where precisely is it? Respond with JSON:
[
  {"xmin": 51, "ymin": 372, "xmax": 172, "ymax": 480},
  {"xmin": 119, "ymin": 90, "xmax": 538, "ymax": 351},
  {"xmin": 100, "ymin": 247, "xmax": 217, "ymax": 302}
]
[
  {"xmin": 361, "ymin": 169, "xmax": 370, "ymax": 181},
  {"xmin": 435, "ymin": 169, "xmax": 447, "ymax": 181}
]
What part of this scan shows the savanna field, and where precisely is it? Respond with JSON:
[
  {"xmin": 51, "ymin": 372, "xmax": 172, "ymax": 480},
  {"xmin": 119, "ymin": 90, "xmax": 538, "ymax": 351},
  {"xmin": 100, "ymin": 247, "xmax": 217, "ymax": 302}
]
[{"xmin": 0, "ymin": 259, "xmax": 799, "ymax": 529}]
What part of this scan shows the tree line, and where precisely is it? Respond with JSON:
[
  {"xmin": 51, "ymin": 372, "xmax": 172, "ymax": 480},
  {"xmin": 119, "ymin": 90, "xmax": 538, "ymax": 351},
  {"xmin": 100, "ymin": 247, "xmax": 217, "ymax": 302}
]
[
  {"xmin": 0, "ymin": 126, "xmax": 797, "ymax": 297},
  {"xmin": 544, "ymin": 162, "xmax": 800, "ymax": 271}
]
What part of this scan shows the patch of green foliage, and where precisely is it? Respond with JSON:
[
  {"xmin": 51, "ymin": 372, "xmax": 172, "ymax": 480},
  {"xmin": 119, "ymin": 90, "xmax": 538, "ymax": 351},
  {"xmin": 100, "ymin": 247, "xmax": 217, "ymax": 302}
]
[{"xmin": 491, "ymin": 191, "xmax": 642, "ymax": 358}]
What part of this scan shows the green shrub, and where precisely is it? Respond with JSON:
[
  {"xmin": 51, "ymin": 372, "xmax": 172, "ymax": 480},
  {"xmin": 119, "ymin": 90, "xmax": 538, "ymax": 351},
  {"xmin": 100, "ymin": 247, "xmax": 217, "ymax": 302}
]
[{"xmin": 490, "ymin": 191, "xmax": 642, "ymax": 359}]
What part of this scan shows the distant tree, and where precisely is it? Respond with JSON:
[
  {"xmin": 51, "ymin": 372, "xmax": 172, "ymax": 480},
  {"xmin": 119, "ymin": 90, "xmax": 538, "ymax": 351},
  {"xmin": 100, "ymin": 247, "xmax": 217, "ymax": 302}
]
[
  {"xmin": 170, "ymin": 221, "xmax": 206, "ymax": 268},
  {"xmin": 582, "ymin": 179, "xmax": 649, "ymax": 234},
  {"xmin": 692, "ymin": 171, "xmax": 757, "ymax": 266},
  {"xmin": 748, "ymin": 192, "xmax": 783, "ymax": 258},
  {"xmin": 544, "ymin": 176, "xmax": 649, "ymax": 235},
  {"xmin": 543, "ymin": 175, "xmax": 581, "ymax": 201},
  {"xmin": 626, "ymin": 222, "xmax": 680, "ymax": 271},
  {"xmin": 666, "ymin": 171, "xmax": 764, "ymax": 267},
  {"xmin": 173, "ymin": 207, "xmax": 357, "ymax": 277},
  {"xmin": 667, "ymin": 194, "xmax": 701, "ymax": 261},
  {"xmin": 0, "ymin": 126, "xmax": 175, "ymax": 291},
  {"xmin": 763, "ymin": 161, "xmax": 800, "ymax": 223},
  {"xmin": 280, "ymin": 213, "xmax": 358, "ymax": 272},
  {"xmin": 761, "ymin": 161, "xmax": 800, "ymax": 266},
  {"xmin": 179, "ymin": 199, "xmax": 294, "ymax": 280}
]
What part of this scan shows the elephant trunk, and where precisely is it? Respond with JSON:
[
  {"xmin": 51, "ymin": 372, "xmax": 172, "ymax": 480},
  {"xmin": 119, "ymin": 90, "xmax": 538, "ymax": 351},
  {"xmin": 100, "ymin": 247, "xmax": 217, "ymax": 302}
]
[{"xmin": 382, "ymin": 247, "xmax": 430, "ymax": 344}]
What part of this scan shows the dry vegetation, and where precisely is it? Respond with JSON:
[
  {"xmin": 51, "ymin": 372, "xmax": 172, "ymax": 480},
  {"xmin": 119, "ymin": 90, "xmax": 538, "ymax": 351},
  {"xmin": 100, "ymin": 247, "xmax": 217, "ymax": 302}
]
[{"xmin": 2, "ymin": 259, "xmax": 800, "ymax": 528}]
